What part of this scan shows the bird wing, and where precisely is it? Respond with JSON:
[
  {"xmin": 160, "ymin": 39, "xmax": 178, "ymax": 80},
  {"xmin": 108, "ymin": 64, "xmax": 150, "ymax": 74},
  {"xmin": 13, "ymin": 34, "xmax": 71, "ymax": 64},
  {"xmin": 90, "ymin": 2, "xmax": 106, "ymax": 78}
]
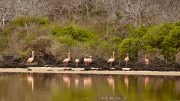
[
  {"xmin": 108, "ymin": 58, "xmax": 114, "ymax": 62},
  {"xmin": 63, "ymin": 58, "xmax": 70, "ymax": 62},
  {"xmin": 27, "ymin": 58, "xmax": 33, "ymax": 63}
]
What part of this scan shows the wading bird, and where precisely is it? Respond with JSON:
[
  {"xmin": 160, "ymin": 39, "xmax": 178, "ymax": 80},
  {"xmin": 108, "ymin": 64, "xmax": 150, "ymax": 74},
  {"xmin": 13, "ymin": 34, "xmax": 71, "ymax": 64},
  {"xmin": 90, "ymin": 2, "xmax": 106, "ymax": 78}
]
[
  {"xmin": 144, "ymin": 54, "xmax": 149, "ymax": 65},
  {"xmin": 75, "ymin": 59, "xmax": 80, "ymax": 67},
  {"xmin": 84, "ymin": 56, "xmax": 93, "ymax": 66},
  {"xmin": 124, "ymin": 53, "xmax": 129, "ymax": 68},
  {"xmin": 87, "ymin": 56, "xmax": 93, "ymax": 66},
  {"xmin": 84, "ymin": 57, "xmax": 88, "ymax": 65},
  {"xmin": 108, "ymin": 51, "xmax": 115, "ymax": 68},
  {"xmin": 27, "ymin": 51, "xmax": 35, "ymax": 66},
  {"xmin": 63, "ymin": 53, "xmax": 71, "ymax": 67}
]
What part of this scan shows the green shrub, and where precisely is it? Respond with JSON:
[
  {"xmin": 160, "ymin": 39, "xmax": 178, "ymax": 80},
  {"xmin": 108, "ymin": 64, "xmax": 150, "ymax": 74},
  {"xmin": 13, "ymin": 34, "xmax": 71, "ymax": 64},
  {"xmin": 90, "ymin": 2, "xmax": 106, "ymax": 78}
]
[
  {"xmin": 51, "ymin": 25, "xmax": 96, "ymax": 42},
  {"xmin": 0, "ymin": 36, "xmax": 8, "ymax": 52},
  {"xmin": 12, "ymin": 16, "xmax": 49, "ymax": 26},
  {"xmin": 118, "ymin": 38, "xmax": 139, "ymax": 61}
]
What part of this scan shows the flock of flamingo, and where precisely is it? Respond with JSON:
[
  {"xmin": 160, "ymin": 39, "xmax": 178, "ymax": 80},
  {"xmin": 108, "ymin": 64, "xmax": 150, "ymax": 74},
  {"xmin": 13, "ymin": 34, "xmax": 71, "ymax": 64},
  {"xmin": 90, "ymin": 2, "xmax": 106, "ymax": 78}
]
[{"xmin": 27, "ymin": 51, "xmax": 149, "ymax": 68}]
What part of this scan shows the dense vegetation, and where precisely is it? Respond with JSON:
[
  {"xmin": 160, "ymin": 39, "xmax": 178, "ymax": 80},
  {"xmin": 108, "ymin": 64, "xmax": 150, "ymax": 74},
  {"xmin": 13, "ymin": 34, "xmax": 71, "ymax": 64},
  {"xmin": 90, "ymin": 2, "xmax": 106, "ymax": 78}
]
[{"xmin": 0, "ymin": 16, "xmax": 179, "ymax": 64}]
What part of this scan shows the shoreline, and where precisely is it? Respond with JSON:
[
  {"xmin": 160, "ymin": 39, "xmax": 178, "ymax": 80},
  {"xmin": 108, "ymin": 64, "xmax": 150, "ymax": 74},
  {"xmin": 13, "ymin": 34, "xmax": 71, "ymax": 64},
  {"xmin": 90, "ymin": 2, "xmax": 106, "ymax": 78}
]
[{"xmin": 0, "ymin": 67, "xmax": 180, "ymax": 76}]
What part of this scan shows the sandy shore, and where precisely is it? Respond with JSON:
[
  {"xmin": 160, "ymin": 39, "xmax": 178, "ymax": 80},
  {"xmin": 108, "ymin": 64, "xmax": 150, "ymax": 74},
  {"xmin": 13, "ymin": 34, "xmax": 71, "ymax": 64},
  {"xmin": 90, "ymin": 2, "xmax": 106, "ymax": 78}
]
[{"xmin": 0, "ymin": 67, "xmax": 180, "ymax": 76}]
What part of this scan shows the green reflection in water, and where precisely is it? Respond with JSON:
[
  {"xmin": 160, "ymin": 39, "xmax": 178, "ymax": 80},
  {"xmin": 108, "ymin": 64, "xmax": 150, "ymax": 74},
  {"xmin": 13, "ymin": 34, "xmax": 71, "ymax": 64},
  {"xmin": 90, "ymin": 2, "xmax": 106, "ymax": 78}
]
[{"xmin": 0, "ymin": 73, "xmax": 179, "ymax": 101}]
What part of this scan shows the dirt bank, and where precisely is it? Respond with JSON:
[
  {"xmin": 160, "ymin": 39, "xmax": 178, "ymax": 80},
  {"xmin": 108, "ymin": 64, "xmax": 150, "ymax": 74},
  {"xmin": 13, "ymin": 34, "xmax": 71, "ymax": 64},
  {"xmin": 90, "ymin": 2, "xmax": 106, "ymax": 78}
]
[{"xmin": 0, "ymin": 55, "xmax": 179, "ymax": 71}]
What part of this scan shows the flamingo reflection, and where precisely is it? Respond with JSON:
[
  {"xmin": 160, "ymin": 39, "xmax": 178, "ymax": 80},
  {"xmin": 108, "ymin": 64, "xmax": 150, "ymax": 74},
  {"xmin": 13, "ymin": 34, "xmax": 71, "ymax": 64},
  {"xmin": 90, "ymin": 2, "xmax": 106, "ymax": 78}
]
[
  {"xmin": 27, "ymin": 74, "xmax": 34, "ymax": 91},
  {"xmin": 75, "ymin": 78, "xmax": 79, "ymax": 87},
  {"xmin": 84, "ymin": 77, "xmax": 92, "ymax": 88},
  {"xmin": 124, "ymin": 75, "xmax": 129, "ymax": 89},
  {"xmin": 63, "ymin": 75, "xmax": 70, "ymax": 88},
  {"xmin": 144, "ymin": 76, "xmax": 149, "ymax": 87},
  {"xmin": 107, "ymin": 76, "xmax": 115, "ymax": 92}
]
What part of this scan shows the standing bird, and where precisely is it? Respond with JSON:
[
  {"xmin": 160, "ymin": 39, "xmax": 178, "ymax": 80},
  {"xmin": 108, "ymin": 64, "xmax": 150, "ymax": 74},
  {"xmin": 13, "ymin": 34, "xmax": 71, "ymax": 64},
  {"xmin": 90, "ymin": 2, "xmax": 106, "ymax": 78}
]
[
  {"xmin": 75, "ymin": 59, "xmax": 80, "ymax": 67},
  {"xmin": 27, "ymin": 51, "xmax": 35, "ymax": 66},
  {"xmin": 84, "ymin": 57, "xmax": 88, "ymax": 65},
  {"xmin": 124, "ymin": 53, "xmax": 129, "ymax": 68},
  {"xmin": 86, "ymin": 56, "xmax": 93, "ymax": 66},
  {"xmin": 108, "ymin": 51, "xmax": 115, "ymax": 68},
  {"xmin": 144, "ymin": 54, "xmax": 149, "ymax": 65},
  {"xmin": 63, "ymin": 53, "xmax": 71, "ymax": 67}
]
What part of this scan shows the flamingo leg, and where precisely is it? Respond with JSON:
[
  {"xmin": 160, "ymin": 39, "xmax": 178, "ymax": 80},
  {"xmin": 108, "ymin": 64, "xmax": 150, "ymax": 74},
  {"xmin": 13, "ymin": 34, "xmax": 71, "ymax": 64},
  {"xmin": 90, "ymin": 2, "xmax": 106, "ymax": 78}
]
[
  {"xmin": 110, "ymin": 62, "xmax": 112, "ymax": 69},
  {"xmin": 76, "ymin": 63, "xmax": 78, "ymax": 68},
  {"xmin": 126, "ymin": 61, "xmax": 128, "ymax": 68}
]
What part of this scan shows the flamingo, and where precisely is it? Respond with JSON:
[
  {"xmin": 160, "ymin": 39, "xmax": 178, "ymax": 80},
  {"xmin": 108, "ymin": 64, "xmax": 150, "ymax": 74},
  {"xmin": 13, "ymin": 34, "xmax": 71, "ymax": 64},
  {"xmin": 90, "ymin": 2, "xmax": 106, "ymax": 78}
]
[
  {"xmin": 87, "ymin": 56, "xmax": 93, "ymax": 66},
  {"xmin": 84, "ymin": 56, "xmax": 93, "ymax": 66},
  {"xmin": 63, "ymin": 53, "xmax": 71, "ymax": 67},
  {"xmin": 27, "ymin": 51, "xmax": 35, "ymax": 66},
  {"xmin": 124, "ymin": 53, "xmax": 129, "ymax": 68},
  {"xmin": 75, "ymin": 59, "xmax": 80, "ymax": 67},
  {"xmin": 84, "ymin": 57, "xmax": 88, "ymax": 65},
  {"xmin": 144, "ymin": 54, "xmax": 149, "ymax": 65},
  {"xmin": 108, "ymin": 51, "xmax": 115, "ymax": 68}
]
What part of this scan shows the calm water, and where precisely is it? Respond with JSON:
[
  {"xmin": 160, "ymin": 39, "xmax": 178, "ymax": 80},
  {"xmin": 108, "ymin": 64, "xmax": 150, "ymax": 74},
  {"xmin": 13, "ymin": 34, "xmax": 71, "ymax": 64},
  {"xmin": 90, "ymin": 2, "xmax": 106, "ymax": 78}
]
[{"xmin": 0, "ymin": 73, "xmax": 180, "ymax": 101}]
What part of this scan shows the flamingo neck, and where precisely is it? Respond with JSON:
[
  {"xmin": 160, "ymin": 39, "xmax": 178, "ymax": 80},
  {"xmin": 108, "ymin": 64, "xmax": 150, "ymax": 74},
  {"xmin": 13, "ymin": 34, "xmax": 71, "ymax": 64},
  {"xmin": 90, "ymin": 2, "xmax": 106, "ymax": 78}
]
[
  {"xmin": 32, "ymin": 52, "xmax": 34, "ymax": 58},
  {"xmin": 144, "ymin": 55, "xmax": 147, "ymax": 60},
  {"xmin": 112, "ymin": 52, "xmax": 115, "ymax": 59},
  {"xmin": 68, "ymin": 54, "xmax": 71, "ymax": 59}
]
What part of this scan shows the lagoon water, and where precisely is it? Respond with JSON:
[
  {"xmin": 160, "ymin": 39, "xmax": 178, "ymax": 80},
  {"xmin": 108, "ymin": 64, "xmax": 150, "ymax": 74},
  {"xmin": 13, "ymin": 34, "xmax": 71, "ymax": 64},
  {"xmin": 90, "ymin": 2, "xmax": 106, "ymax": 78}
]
[{"xmin": 0, "ymin": 73, "xmax": 180, "ymax": 101}]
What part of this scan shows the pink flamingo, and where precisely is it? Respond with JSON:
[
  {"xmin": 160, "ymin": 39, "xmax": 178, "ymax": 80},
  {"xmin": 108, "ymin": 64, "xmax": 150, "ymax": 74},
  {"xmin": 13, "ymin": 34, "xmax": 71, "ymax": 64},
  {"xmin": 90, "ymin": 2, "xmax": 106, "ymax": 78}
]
[
  {"xmin": 108, "ymin": 51, "xmax": 115, "ymax": 68},
  {"xmin": 27, "ymin": 51, "xmax": 35, "ymax": 66},
  {"xmin": 124, "ymin": 53, "xmax": 129, "ymax": 68},
  {"xmin": 63, "ymin": 53, "xmax": 71, "ymax": 67},
  {"xmin": 75, "ymin": 59, "xmax": 80, "ymax": 67},
  {"xmin": 84, "ymin": 56, "xmax": 93, "ymax": 66},
  {"xmin": 144, "ymin": 54, "xmax": 149, "ymax": 65}
]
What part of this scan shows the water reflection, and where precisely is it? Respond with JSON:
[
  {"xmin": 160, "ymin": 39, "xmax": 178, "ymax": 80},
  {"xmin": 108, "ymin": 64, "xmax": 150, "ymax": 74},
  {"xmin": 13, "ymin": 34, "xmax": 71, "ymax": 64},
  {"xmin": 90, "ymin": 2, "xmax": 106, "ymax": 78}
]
[
  {"xmin": 27, "ymin": 74, "xmax": 34, "ymax": 91},
  {"xmin": 75, "ymin": 77, "xmax": 79, "ymax": 87},
  {"xmin": 0, "ymin": 74, "xmax": 179, "ymax": 101},
  {"xmin": 84, "ymin": 77, "xmax": 92, "ymax": 88},
  {"xmin": 107, "ymin": 76, "xmax": 114, "ymax": 92},
  {"xmin": 63, "ymin": 74, "xmax": 70, "ymax": 88},
  {"xmin": 144, "ymin": 76, "xmax": 149, "ymax": 88},
  {"xmin": 124, "ymin": 75, "xmax": 129, "ymax": 89}
]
